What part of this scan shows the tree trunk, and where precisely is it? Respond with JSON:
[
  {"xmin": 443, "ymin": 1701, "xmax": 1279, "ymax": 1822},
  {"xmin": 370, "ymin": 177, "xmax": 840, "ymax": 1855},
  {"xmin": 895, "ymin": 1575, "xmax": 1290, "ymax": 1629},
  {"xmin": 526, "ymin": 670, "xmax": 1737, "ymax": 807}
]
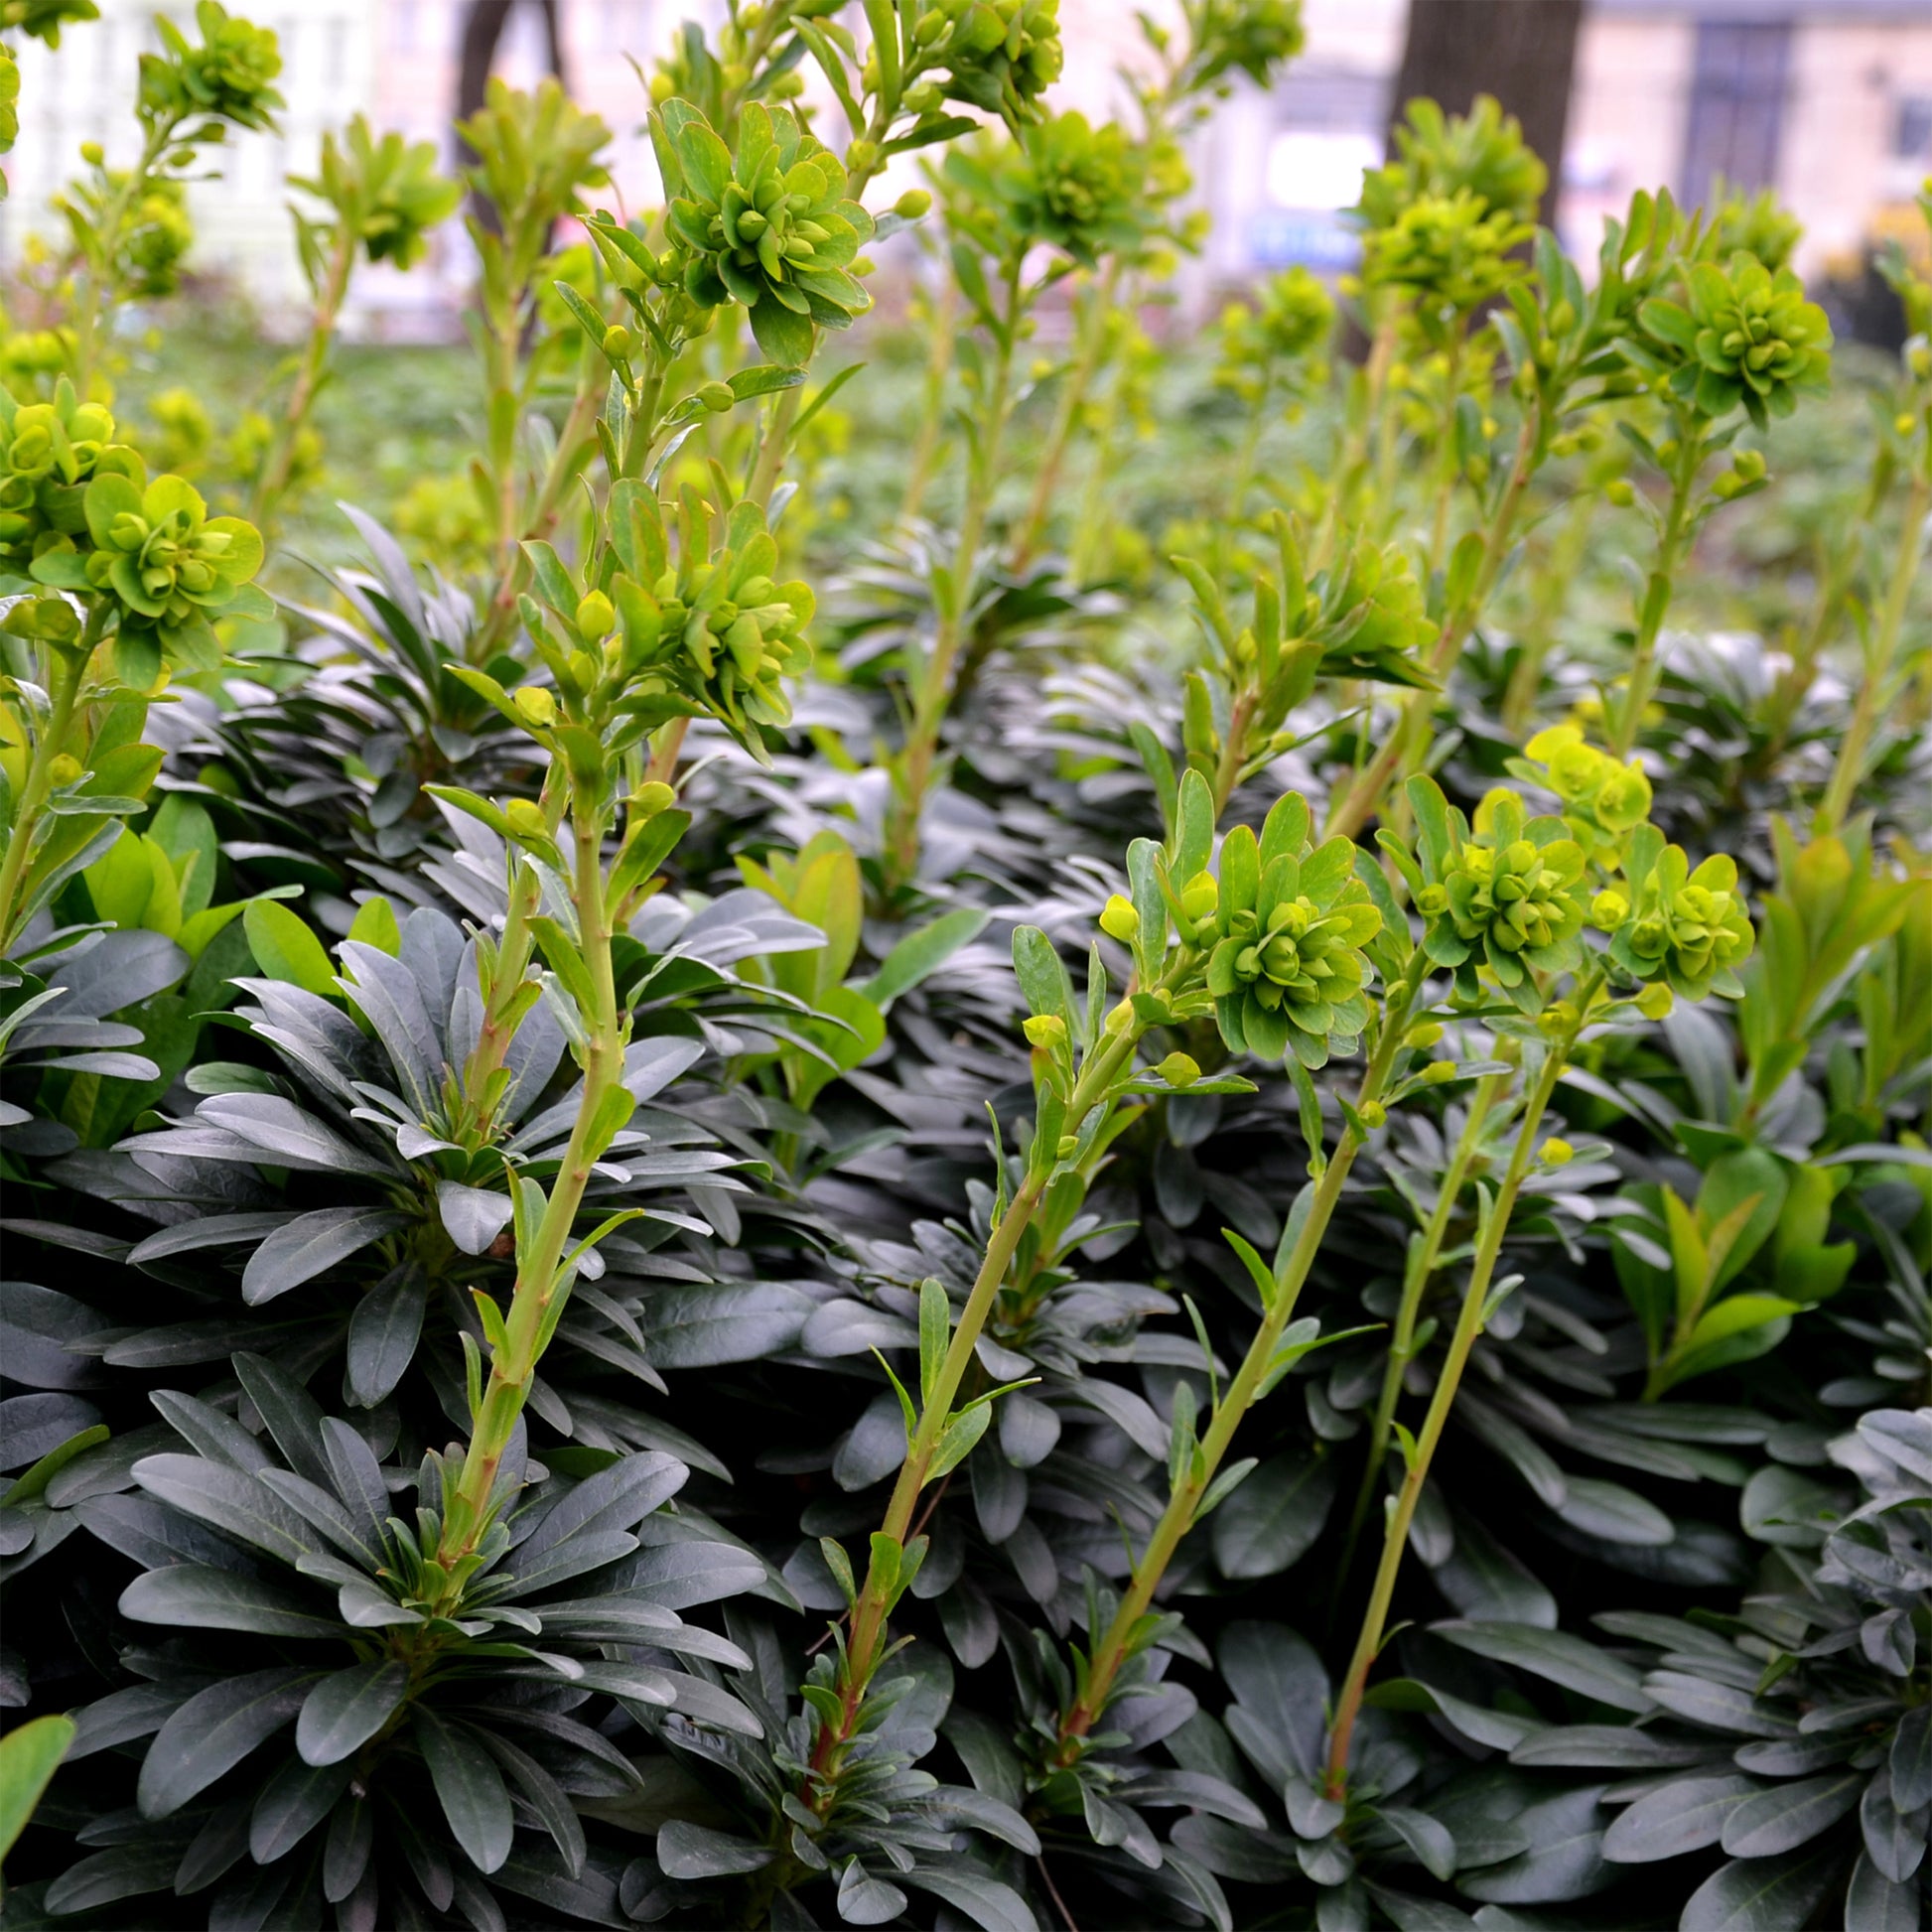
[
  {"xmin": 1386, "ymin": 0, "xmax": 1584, "ymax": 213},
  {"xmin": 456, "ymin": 0, "xmax": 568, "ymax": 230}
]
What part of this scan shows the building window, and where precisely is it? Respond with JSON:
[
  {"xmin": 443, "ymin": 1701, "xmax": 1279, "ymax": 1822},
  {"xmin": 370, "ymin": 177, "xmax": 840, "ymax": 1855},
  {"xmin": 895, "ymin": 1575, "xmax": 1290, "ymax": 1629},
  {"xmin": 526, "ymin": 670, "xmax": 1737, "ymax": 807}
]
[
  {"xmin": 1681, "ymin": 21, "xmax": 1791, "ymax": 207},
  {"xmin": 1898, "ymin": 96, "xmax": 1932, "ymax": 163}
]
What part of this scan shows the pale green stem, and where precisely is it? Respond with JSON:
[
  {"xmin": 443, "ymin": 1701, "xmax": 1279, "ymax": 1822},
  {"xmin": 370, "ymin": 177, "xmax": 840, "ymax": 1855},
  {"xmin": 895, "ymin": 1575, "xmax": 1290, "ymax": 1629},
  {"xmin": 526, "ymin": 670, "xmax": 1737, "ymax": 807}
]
[
  {"xmin": 0, "ymin": 627, "xmax": 95, "ymax": 955},
  {"xmin": 1324, "ymin": 1025, "xmax": 1576, "ymax": 1794},
  {"xmin": 1817, "ymin": 471, "xmax": 1930, "ymax": 832},
  {"xmin": 250, "ymin": 220, "xmax": 358, "ymax": 529},
  {"xmin": 1011, "ymin": 261, "xmax": 1121, "ymax": 573},
  {"xmin": 1340, "ymin": 1072, "xmax": 1502, "ymax": 1572},
  {"xmin": 1607, "ymin": 432, "xmax": 1700, "ymax": 761},
  {"xmin": 1056, "ymin": 976, "xmax": 1423, "ymax": 1747}
]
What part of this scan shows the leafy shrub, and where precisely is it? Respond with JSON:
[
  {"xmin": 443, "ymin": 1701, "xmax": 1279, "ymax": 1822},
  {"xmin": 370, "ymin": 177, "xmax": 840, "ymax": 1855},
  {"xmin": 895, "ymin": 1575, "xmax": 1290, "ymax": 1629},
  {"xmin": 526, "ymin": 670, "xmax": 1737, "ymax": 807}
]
[{"xmin": 1, "ymin": 6, "xmax": 1928, "ymax": 1932}]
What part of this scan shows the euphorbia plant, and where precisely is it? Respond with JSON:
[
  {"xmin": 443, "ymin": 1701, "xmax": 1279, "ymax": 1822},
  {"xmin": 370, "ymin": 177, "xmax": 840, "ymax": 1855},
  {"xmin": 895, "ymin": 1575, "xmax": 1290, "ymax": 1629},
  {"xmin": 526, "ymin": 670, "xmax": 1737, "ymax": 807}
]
[
  {"xmin": 0, "ymin": 384, "xmax": 268, "ymax": 954},
  {"xmin": 1320, "ymin": 734, "xmax": 1757, "ymax": 1800}
]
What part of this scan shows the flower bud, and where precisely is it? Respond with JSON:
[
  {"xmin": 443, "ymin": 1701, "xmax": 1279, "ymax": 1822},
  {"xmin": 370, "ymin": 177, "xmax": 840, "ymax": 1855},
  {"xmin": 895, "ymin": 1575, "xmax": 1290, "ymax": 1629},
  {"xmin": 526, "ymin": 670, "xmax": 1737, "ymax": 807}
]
[
  {"xmin": 513, "ymin": 686, "xmax": 557, "ymax": 728},
  {"xmin": 1099, "ymin": 895, "xmax": 1140, "ymax": 943},
  {"xmin": 1540, "ymin": 1137, "xmax": 1575, "ymax": 1167},
  {"xmin": 48, "ymin": 754, "xmax": 83, "ymax": 787},
  {"xmin": 894, "ymin": 189, "xmax": 932, "ymax": 220},
  {"xmin": 1590, "ymin": 889, "xmax": 1629, "ymax": 929},
  {"xmin": 1178, "ymin": 872, "xmax": 1218, "ymax": 921},
  {"xmin": 1404, "ymin": 1022, "xmax": 1444, "ymax": 1048},
  {"xmin": 699, "ymin": 381, "xmax": 736, "ymax": 413},
  {"xmin": 81, "ymin": 142, "xmax": 104, "ymax": 165},
  {"xmin": 505, "ymin": 799, "xmax": 549, "ymax": 840},
  {"xmin": 1420, "ymin": 1060, "xmax": 1458, "ymax": 1085},
  {"xmin": 602, "ymin": 324, "xmax": 635, "ymax": 359},
  {"xmin": 1416, "ymin": 884, "xmax": 1449, "ymax": 915},
  {"xmin": 576, "ymin": 591, "xmax": 615, "ymax": 638},
  {"xmin": 648, "ymin": 71, "xmax": 675, "ymax": 103},
  {"xmin": 1636, "ymin": 982, "xmax": 1674, "ymax": 1021},
  {"xmin": 1104, "ymin": 998, "xmax": 1135, "ymax": 1035},
  {"xmin": 1731, "ymin": 448, "xmax": 1766, "ymax": 483},
  {"xmin": 1356, "ymin": 1100, "xmax": 1387, "ymax": 1129},
  {"xmin": 1604, "ymin": 479, "xmax": 1635, "ymax": 507},
  {"xmin": 1157, "ymin": 1051, "xmax": 1200, "ymax": 1089},
  {"xmin": 1023, "ymin": 1014, "xmax": 1067, "ymax": 1050},
  {"xmin": 631, "ymin": 781, "xmax": 676, "ymax": 817},
  {"xmin": 847, "ymin": 138, "xmax": 879, "ymax": 174}
]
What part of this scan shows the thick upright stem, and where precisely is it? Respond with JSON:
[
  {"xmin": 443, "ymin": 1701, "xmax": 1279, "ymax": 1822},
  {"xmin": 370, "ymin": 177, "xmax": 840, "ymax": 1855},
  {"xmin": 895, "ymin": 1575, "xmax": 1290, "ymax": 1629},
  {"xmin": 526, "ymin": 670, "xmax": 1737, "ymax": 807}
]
[
  {"xmin": 1817, "ymin": 472, "xmax": 1930, "ymax": 832},
  {"xmin": 437, "ymin": 795, "xmax": 623, "ymax": 1578},
  {"xmin": 250, "ymin": 222, "xmax": 357, "ymax": 527},
  {"xmin": 1011, "ymin": 262, "xmax": 1121, "ymax": 573},
  {"xmin": 811, "ymin": 1023, "xmax": 1144, "ymax": 1784},
  {"xmin": 1340, "ymin": 1073, "xmax": 1501, "ymax": 1570},
  {"xmin": 884, "ymin": 259, "xmax": 1023, "ymax": 891},
  {"xmin": 1058, "ymin": 979, "xmax": 1421, "ymax": 1746},
  {"xmin": 899, "ymin": 276, "xmax": 959, "ymax": 526},
  {"xmin": 0, "ymin": 633, "xmax": 93, "ymax": 956},
  {"xmin": 1324, "ymin": 1033, "xmax": 1573, "ymax": 1794},
  {"xmin": 1607, "ymin": 433, "xmax": 1700, "ymax": 761},
  {"xmin": 1323, "ymin": 415, "xmax": 1541, "ymax": 842},
  {"xmin": 71, "ymin": 125, "xmax": 171, "ymax": 396}
]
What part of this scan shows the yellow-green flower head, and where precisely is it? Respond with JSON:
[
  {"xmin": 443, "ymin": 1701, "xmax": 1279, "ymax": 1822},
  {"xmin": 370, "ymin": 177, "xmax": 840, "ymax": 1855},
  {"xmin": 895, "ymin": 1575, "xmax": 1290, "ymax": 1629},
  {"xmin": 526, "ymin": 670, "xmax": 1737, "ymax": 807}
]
[
  {"xmin": 1417, "ymin": 786, "xmax": 1589, "ymax": 1010},
  {"xmin": 1357, "ymin": 94, "xmax": 1547, "ymax": 234},
  {"xmin": 118, "ymin": 180, "xmax": 195, "ymax": 297},
  {"xmin": 1514, "ymin": 724, "xmax": 1653, "ymax": 861},
  {"xmin": 1637, "ymin": 251, "xmax": 1832, "ymax": 429},
  {"xmin": 660, "ymin": 99, "xmax": 874, "ymax": 367},
  {"xmin": 926, "ymin": 0, "xmax": 1063, "ymax": 127},
  {"xmin": 1215, "ymin": 265, "xmax": 1334, "ymax": 401},
  {"xmin": 1608, "ymin": 832, "xmax": 1754, "ymax": 1000},
  {"xmin": 1362, "ymin": 188, "xmax": 1532, "ymax": 331},
  {"xmin": 1008, "ymin": 111, "xmax": 1149, "ymax": 268},
  {"xmin": 1712, "ymin": 183, "xmax": 1801, "ymax": 274},
  {"xmin": 293, "ymin": 117, "xmax": 462, "ymax": 272},
  {"xmin": 0, "ymin": 380, "xmax": 141, "ymax": 572},
  {"xmin": 608, "ymin": 493, "xmax": 813, "ymax": 743},
  {"xmin": 147, "ymin": 1, "xmax": 285, "ymax": 132},
  {"xmin": 1207, "ymin": 792, "xmax": 1381, "ymax": 1069},
  {"xmin": 75, "ymin": 472, "xmax": 264, "ymax": 628},
  {"xmin": 1187, "ymin": 0, "xmax": 1305, "ymax": 93}
]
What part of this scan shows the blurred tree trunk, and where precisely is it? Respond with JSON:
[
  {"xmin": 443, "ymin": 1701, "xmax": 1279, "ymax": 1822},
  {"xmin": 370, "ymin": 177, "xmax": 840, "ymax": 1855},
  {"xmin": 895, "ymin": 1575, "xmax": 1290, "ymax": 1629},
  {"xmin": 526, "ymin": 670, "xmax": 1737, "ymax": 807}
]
[
  {"xmin": 1387, "ymin": 0, "xmax": 1584, "ymax": 207},
  {"xmin": 456, "ymin": 0, "xmax": 568, "ymax": 229}
]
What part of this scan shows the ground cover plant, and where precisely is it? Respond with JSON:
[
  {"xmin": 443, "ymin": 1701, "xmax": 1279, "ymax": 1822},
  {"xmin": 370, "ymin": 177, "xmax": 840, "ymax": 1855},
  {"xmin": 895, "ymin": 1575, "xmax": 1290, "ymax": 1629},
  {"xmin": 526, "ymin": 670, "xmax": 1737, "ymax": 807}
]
[{"xmin": 1, "ymin": 3, "xmax": 1929, "ymax": 1929}]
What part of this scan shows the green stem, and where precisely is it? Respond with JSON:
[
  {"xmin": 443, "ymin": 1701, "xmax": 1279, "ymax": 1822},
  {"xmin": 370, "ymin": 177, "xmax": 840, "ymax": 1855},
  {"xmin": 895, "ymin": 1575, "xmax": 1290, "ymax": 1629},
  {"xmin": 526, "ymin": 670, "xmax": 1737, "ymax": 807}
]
[
  {"xmin": 1817, "ymin": 470, "xmax": 1930, "ymax": 832},
  {"xmin": 1324, "ymin": 1022, "xmax": 1577, "ymax": 1795},
  {"xmin": 71, "ymin": 122, "xmax": 172, "ymax": 396},
  {"xmin": 1056, "ymin": 977, "xmax": 1422, "ymax": 1748},
  {"xmin": 436, "ymin": 790, "xmax": 624, "ymax": 1580},
  {"xmin": 1323, "ymin": 413, "xmax": 1542, "ymax": 842},
  {"xmin": 1425, "ymin": 342, "xmax": 1466, "ymax": 578},
  {"xmin": 1501, "ymin": 488, "xmax": 1596, "ymax": 735},
  {"xmin": 747, "ymin": 383, "xmax": 806, "ymax": 508},
  {"xmin": 883, "ymin": 255, "xmax": 1024, "ymax": 893},
  {"xmin": 810, "ymin": 1017, "xmax": 1148, "ymax": 1786},
  {"xmin": 250, "ymin": 220, "xmax": 357, "ymax": 528},
  {"xmin": 1011, "ymin": 262, "xmax": 1121, "ymax": 573},
  {"xmin": 0, "ymin": 625, "xmax": 95, "ymax": 956},
  {"xmin": 1316, "ymin": 315, "xmax": 1397, "ymax": 571},
  {"xmin": 1607, "ymin": 427, "xmax": 1701, "ymax": 761},
  {"xmin": 1338, "ymin": 1072, "xmax": 1501, "ymax": 1579},
  {"xmin": 898, "ymin": 275, "xmax": 959, "ymax": 526}
]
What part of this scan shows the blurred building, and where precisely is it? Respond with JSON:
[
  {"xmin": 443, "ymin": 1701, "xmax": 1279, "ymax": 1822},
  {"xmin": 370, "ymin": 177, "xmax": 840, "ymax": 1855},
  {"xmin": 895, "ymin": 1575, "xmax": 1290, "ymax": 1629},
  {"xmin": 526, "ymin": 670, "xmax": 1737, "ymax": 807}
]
[
  {"xmin": 1203, "ymin": 0, "xmax": 1932, "ymax": 288},
  {"xmin": 4, "ymin": 0, "xmax": 1929, "ymax": 322}
]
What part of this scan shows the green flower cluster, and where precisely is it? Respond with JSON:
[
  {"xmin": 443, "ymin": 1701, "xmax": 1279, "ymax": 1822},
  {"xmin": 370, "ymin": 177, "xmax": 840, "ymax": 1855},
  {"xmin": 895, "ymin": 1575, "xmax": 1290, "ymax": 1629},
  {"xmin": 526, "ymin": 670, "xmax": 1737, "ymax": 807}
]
[
  {"xmin": 1358, "ymin": 94, "xmax": 1546, "ymax": 235},
  {"xmin": 1413, "ymin": 787, "xmax": 1590, "ymax": 1009},
  {"xmin": 1, "ymin": 0, "xmax": 99, "ymax": 48},
  {"xmin": 1007, "ymin": 111, "xmax": 1149, "ymax": 269},
  {"xmin": 1215, "ymin": 266, "xmax": 1334, "ymax": 404},
  {"xmin": 603, "ymin": 491, "xmax": 814, "ymax": 744},
  {"xmin": 1637, "ymin": 252, "xmax": 1833, "ymax": 429},
  {"xmin": 1609, "ymin": 833, "xmax": 1755, "ymax": 1000},
  {"xmin": 659, "ymin": 100, "xmax": 873, "ymax": 367},
  {"xmin": 1, "ymin": 44, "xmax": 18, "ymax": 165},
  {"xmin": 1187, "ymin": 0, "xmax": 1307, "ymax": 94},
  {"xmin": 292, "ymin": 116, "xmax": 462, "ymax": 271},
  {"xmin": 1510, "ymin": 723, "xmax": 1653, "ymax": 864},
  {"xmin": 923, "ymin": 0, "xmax": 1063, "ymax": 127},
  {"xmin": 1713, "ymin": 183, "xmax": 1802, "ymax": 273},
  {"xmin": 1203, "ymin": 795, "xmax": 1381, "ymax": 1067},
  {"xmin": 1312, "ymin": 535, "xmax": 1438, "ymax": 683},
  {"xmin": 1362, "ymin": 188, "xmax": 1532, "ymax": 336},
  {"xmin": 0, "ymin": 381, "xmax": 141, "ymax": 577},
  {"xmin": 143, "ymin": 1, "xmax": 283, "ymax": 133}
]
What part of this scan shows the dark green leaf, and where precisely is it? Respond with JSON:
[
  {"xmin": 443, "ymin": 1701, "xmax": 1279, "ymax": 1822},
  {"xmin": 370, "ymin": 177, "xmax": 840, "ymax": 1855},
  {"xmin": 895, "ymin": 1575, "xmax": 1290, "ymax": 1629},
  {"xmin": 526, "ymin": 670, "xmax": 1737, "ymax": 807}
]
[{"xmin": 298, "ymin": 1662, "xmax": 411, "ymax": 1767}]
